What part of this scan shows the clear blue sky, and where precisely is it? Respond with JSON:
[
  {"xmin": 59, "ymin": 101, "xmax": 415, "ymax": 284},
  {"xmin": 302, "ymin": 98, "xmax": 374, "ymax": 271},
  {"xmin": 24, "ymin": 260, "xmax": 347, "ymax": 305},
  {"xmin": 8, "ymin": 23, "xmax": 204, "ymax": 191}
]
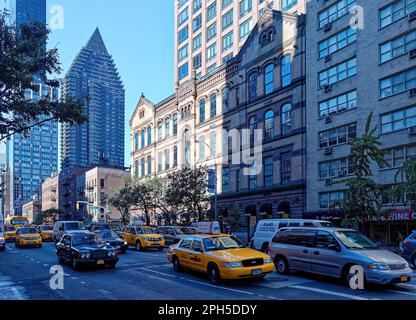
[{"xmin": 44, "ymin": 0, "xmax": 175, "ymax": 167}]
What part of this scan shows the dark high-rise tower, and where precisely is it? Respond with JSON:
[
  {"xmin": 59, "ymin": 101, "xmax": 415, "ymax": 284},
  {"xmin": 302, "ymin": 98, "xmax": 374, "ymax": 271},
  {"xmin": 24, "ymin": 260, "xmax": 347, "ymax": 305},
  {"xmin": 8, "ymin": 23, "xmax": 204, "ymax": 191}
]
[
  {"xmin": 61, "ymin": 28, "xmax": 125, "ymax": 169},
  {"xmin": 9, "ymin": 0, "xmax": 46, "ymax": 29}
]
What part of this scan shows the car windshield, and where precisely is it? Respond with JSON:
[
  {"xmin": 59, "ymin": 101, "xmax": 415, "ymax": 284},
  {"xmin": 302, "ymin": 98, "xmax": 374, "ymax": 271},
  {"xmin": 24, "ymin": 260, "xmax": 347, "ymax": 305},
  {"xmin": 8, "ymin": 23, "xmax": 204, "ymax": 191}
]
[
  {"xmin": 20, "ymin": 228, "xmax": 37, "ymax": 234},
  {"xmin": 319, "ymin": 222, "xmax": 334, "ymax": 227},
  {"xmin": 143, "ymin": 227, "xmax": 157, "ymax": 234},
  {"xmin": 12, "ymin": 221, "xmax": 26, "ymax": 226},
  {"xmin": 334, "ymin": 231, "xmax": 378, "ymax": 250},
  {"xmin": 203, "ymin": 236, "xmax": 246, "ymax": 252},
  {"xmin": 176, "ymin": 227, "xmax": 196, "ymax": 235},
  {"xmin": 65, "ymin": 223, "xmax": 82, "ymax": 230},
  {"xmin": 40, "ymin": 226, "xmax": 53, "ymax": 231},
  {"xmin": 99, "ymin": 231, "xmax": 119, "ymax": 239},
  {"xmin": 72, "ymin": 234, "xmax": 99, "ymax": 246},
  {"xmin": 6, "ymin": 227, "xmax": 15, "ymax": 232}
]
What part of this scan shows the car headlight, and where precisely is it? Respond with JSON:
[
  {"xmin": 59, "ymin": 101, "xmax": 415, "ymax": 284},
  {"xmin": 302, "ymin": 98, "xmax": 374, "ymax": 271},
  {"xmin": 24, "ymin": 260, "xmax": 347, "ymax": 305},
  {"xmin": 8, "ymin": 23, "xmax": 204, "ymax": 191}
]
[
  {"xmin": 0, "ymin": 237, "xmax": 4, "ymax": 242},
  {"xmin": 221, "ymin": 262, "xmax": 243, "ymax": 268},
  {"xmin": 368, "ymin": 262, "xmax": 389, "ymax": 270},
  {"xmin": 264, "ymin": 258, "xmax": 273, "ymax": 264},
  {"xmin": 107, "ymin": 250, "xmax": 117, "ymax": 257},
  {"xmin": 123, "ymin": 241, "xmax": 127, "ymax": 245},
  {"xmin": 80, "ymin": 252, "xmax": 91, "ymax": 259}
]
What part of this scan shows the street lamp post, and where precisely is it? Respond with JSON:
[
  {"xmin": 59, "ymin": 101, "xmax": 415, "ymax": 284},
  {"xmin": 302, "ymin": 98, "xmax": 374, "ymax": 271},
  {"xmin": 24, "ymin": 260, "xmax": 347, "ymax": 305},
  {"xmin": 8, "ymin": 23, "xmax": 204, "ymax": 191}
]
[{"xmin": 196, "ymin": 139, "xmax": 218, "ymax": 222}]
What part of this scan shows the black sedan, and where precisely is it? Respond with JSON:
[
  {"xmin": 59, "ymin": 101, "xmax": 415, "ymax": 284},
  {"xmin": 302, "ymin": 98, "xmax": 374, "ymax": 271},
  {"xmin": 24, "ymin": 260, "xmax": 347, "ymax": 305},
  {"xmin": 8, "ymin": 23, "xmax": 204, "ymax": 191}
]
[
  {"xmin": 94, "ymin": 230, "xmax": 128, "ymax": 254},
  {"xmin": 55, "ymin": 231, "xmax": 119, "ymax": 270}
]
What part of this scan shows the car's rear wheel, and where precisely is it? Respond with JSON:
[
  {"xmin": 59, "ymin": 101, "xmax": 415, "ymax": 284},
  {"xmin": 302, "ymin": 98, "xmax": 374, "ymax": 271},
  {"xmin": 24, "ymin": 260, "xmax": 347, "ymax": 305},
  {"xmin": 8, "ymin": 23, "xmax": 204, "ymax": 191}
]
[
  {"xmin": 58, "ymin": 251, "xmax": 64, "ymax": 264},
  {"xmin": 72, "ymin": 258, "xmax": 80, "ymax": 271},
  {"xmin": 274, "ymin": 256, "xmax": 290, "ymax": 275},
  {"xmin": 208, "ymin": 263, "xmax": 221, "ymax": 284},
  {"xmin": 136, "ymin": 240, "xmax": 142, "ymax": 251},
  {"xmin": 261, "ymin": 243, "xmax": 269, "ymax": 254},
  {"xmin": 172, "ymin": 256, "xmax": 182, "ymax": 272}
]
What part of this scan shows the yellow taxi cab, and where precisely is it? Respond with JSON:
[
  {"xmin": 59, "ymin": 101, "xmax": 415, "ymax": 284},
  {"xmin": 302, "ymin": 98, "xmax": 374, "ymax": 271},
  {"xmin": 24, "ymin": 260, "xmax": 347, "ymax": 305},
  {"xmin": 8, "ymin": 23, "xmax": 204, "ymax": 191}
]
[
  {"xmin": 121, "ymin": 226, "xmax": 165, "ymax": 251},
  {"xmin": 167, "ymin": 234, "xmax": 275, "ymax": 284},
  {"xmin": 4, "ymin": 226, "xmax": 17, "ymax": 242},
  {"xmin": 15, "ymin": 226, "xmax": 42, "ymax": 248},
  {"xmin": 38, "ymin": 225, "xmax": 54, "ymax": 242}
]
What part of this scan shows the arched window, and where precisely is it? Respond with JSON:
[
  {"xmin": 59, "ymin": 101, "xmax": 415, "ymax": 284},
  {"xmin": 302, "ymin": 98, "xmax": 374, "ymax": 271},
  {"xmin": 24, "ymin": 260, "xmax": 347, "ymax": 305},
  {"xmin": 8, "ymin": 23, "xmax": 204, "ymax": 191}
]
[
  {"xmin": 281, "ymin": 103, "xmax": 292, "ymax": 135},
  {"xmin": 134, "ymin": 160, "xmax": 139, "ymax": 178},
  {"xmin": 173, "ymin": 114, "xmax": 178, "ymax": 136},
  {"xmin": 157, "ymin": 121, "xmax": 163, "ymax": 141},
  {"xmin": 210, "ymin": 94, "xmax": 217, "ymax": 118},
  {"xmin": 141, "ymin": 129, "xmax": 145, "ymax": 150},
  {"xmin": 249, "ymin": 115, "xmax": 257, "ymax": 147},
  {"xmin": 141, "ymin": 158, "xmax": 145, "ymax": 177},
  {"xmin": 147, "ymin": 126, "xmax": 152, "ymax": 145},
  {"xmin": 281, "ymin": 54, "xmax": 292, "ymax": 87},
  {"xmin": 165, "ymin": 117, "xmax": 171, "ymax": 138},
  {"xmin": 134, "ymin": 133, "xmax": 139, "ymax": 152},
  {"xmin": 249, "ymin": 72, "xmax": 258, "ymax": 101},
  {"xmin": 173, "ymin": 145, "xmax": 178, "ymax": 168},
  {"xmin": 210, "ymin": 131, "xmax": 217, "ymax": 158},
  {"xmin": 184, "ymin": 129, "xmax": 191, "ymax": 168},
  {"xmin": 165, "ymin": 149, "xmax": 170, "ymax": 170},
  {"xmin": 264, "ymin": 63, "xmax": 274, "ymax": 95},
  {"xmin": 222, "ymin": 88, "xmax": 229, "ymax": 113},
  {"xmin": 147, "ymin": 155, "xmax": 152, "ymax": 175},
  {"xmin": 199, "ymin": 136, "xmax": 206, "ymax": 161},
  {"xmin": 264, "ymin": 110, "xmax": 275, "ymax": 141},
  {"xmin": 199, "ymin": 99, "xmax": 206, "ymax": 123}
]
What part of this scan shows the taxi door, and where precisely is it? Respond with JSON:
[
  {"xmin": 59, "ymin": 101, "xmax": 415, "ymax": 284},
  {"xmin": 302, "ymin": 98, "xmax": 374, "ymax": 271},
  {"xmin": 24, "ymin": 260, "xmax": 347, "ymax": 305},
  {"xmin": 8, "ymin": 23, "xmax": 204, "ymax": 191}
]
[
  {"xmin": 188, "ymin": 238, "xmax": 205, "ymax": 272},
  {"xmin": 176, "ymin": 238, "xmax": 194, "ymax": 268}
]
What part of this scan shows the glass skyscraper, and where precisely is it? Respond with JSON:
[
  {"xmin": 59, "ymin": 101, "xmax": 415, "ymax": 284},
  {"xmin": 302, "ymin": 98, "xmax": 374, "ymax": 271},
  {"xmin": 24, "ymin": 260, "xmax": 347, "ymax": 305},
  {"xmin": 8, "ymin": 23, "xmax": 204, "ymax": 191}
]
[
  {"xmin": 5, "ymin": 0, "xmax": 59, "ymax": 216},
  {"xmin": 61, "ymin": 28, "xmax": 125, "ymax": 169}
]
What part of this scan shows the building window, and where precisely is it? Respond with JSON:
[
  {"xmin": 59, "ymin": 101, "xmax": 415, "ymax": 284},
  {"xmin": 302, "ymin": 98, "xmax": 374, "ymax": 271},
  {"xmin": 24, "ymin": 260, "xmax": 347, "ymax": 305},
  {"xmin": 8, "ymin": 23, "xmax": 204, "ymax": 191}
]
[
  {"xmin": 222, "ymin": 88, "xmax": 230, "ymax": 112},
  {"xmin": 282, "ymin": 0, "xmax": 298, "ymax": 12},
  {"xmin": 264, "ymin": 156, "xmax": 273, "ymax": 187},
  {"xmin": 199, "ymin": 99, "xmax": 206, "ymax": 123},
  {"xmin": 249, "ymin": 115, "xmax": 257, "ymax": 147},
  {"xmin": 380, "ymin": 67, "xmax": 416, "ymax": 99},
  {"xmin": 381, "ymin": 144, "xmax": 416, "ymax": 169},
  {"xmin": 193, "ymin": 33, "xmax": 202, "ymax": 51},
  {"xmin": 380, "ymin": 30, "xmax": 416, "ymax": 64},
  {"xmin": 207, "ymin": 43, "xmax": 217, "ymax": 62},
  {"xmin": 319, "ymin": 58, "xmax": 357, "ymax": 89},
  {"xmin": 178, "ymin": 7, "xmax": 188, "ymax": 27},
  {"xmin": 178, "ymin": 44, "xmax": 188, "ymax": 62},
  {"xmin": 184, "ymin": 130, "xmax": 191, "ymax": 168},
  {"xmin": 222, "ymin": 31, "xmax": 234, "ymax": 52},
  {"xmin": 222, "ymin": 167, "xmax": 230, "ymax": 193},
  {"xmin": 207, "ymin": 2, "xmax": 217, "ymax": 21},
  {"xmin": 158, "ymin": 152, "xmax": 163, "ymax": 172},
  {"xmin": 173, "ymin": 145, "xmax": 178, "ymax": 168},
  {"xmin": 318, "ymin": 0, "xmax": 356, "ymax": 29},
  {"xmin": 193, "ymin": 14, "xmax": 202, "ymax": 32},
  {"xmin": 141, "ymin": 158, "xmax": 145, "ymax": 177},
  {"xmin": 239, "ymin": 0, "xmax": 252, "ymax": 18},
  {"xmin": 210, "ymin": 94, "xmax": 217, "ymax": 118},
  {"xmin": 178, "ymin": 62, "xmax": 189, "ymax": 81},
  {"xmin": 319, "ymin": 28, "xmax": 357, "ymax": 59},
  {"xmin": 264, "ymin": 63, "xmax": 274, "ymax": 95},
  {"xmin": 236, "ymin": 169, "xmax": 241, "ymax": 192},
  {"xmin": 280, "ymin": 152, "xmax": 291, "ymax": 184},
  {"xmin": 281, "ymin": 103, "xmax": 292, "ymax": 135},
  {"xmin": 379, "ymin": 0, "xmax": 416, "ymax": 29},
  {"xmin": 178, "ymin": 26, "xmax": 188, "ymax": 45},
  {"xmin": 193, "ymin": 0, "xmax": 202, "ymax": 12},
  {"xmin": 319, "ymin": 90, "xmax": 357, "ymax": 118},
  {"xmin": 134, "ymin": 133, "xmax": 139, "ymax": 152},
  {"xmin": 264, "ymin": 110, "xmax": 275, "ymax": 141},
  {"xmin": 193, "ymin": 53, "xmax": 202, "ymax": 69},
  {"xmin": 199, "ymin": 136, "xmax": 206, "ymax": 161},
  {"xmin": 222, "ymin": 9, "xmax": 233, "ymax": 30},
  {"xmin": 165, "ymin": 149, "xmax": 170, "ymax": 170},
  {"xmin": 141, "ymin": 130, "xmax": 146, "ymax": 150},
  {"xmin": 381, "ymin": 106, "xmax": 416, "ymax": 134},
  {"xmin": 249, "ymin": 72, "xmax": 258, "ymax": 101},
  {"xmin": 134, "ymin": 160, "xmax": 139, "ymax": 178},
  {"xmin": 319, "ymin": 191, "xmax": 345, "ymax": 209},
  {"xmin": 281, "ymin": 54, "xmax": 292, "ymax": 87},
  {"xmin": 248, "ymin": 162, "xmax": 257, "ymax": 190},
  {"xmin": 239, "ymin": 18, "xmax": 252, "ymax": 41},
  {"xmin": 319, "ymin": 158, "xmax": 353, "ymax": 179},
  {"xmin": 147, "ymin": 126, "xmax": 152, "ymax": 145},
  {"xmin": 210, "ymin": 131, "xmax": 217, "ymax": 158},
  {"xmin": 158, "ymin": 121, "xmax": 163, "ymax": 141},
  {"xmin": 173, "ymin": 114, "xmax": 178, "ymax": 136},
  {"xmin": 207, "ymin": 23, "xmax": 217, "ymax": 41},
  {"xmin": 165, "ymin": 118, "xmax": 171, "ymax": 138},
  {"xmin": 319, "ymin": 123, "xmax": 357, "ymax": 148},
  {"xmin": 179, "ymin": 0, "xmax": 189, "ymax": 9}
]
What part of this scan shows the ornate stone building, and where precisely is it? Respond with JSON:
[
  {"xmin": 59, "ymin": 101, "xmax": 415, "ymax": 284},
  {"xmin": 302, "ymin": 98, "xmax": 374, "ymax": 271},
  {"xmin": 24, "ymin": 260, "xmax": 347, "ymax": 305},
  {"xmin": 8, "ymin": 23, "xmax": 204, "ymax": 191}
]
[{"xmin": 130, "ymin": 10, "xmax": 306, "ymax": 231}]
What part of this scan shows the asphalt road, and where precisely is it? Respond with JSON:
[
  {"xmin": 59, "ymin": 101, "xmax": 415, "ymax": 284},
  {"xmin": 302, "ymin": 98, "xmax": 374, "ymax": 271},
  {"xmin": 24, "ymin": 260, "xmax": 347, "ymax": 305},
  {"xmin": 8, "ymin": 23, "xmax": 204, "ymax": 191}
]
[{"xmin": 0, "ymin": 242, "xmax": 415, "ymax": 300}]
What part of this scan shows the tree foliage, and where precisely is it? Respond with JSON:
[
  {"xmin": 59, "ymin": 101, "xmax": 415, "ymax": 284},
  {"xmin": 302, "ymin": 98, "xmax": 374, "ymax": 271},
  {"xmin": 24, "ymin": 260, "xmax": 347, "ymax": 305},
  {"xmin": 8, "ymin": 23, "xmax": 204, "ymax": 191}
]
[
  {"xmin": 39, "ymin": 209, "xmax": 61, "ymax": 225},
  {"xmin": 0, "ymin": 9, "xmax": 86, "ymax": 141},
  {"xmin": 104, "ymin": 179, "xmax": 136, "ymax": 225},
  {"xmin": 394, "ymin": 156, "xmax": 416, "ymax": 210}
]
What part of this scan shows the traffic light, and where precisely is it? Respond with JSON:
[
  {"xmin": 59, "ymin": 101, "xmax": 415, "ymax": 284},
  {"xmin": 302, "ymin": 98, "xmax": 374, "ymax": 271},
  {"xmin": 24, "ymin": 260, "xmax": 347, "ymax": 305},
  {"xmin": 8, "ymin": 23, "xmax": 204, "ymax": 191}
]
[{"xmin": 76, "ymin": 202, "xmax": 80, "ymax": 210}]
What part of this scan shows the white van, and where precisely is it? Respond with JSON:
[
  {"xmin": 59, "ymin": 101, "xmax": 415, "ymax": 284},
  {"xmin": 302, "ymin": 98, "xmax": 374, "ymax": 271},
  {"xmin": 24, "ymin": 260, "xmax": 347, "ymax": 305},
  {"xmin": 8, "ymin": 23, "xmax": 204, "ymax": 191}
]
[
  {"xmin": 53, "ymin": 221, "xmax": 85, "ymax": 242},
  {"xmin": 251, "ymin": 219, "xmax": 333, "ymax": 252}
]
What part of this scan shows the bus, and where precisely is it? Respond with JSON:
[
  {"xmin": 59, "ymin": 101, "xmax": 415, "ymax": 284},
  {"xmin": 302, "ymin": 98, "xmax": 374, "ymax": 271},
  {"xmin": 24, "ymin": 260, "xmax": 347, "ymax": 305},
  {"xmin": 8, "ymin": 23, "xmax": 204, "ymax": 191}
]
[{"xmin": 5, "ymin": 216, "xmax": 29, "ymax": 229}]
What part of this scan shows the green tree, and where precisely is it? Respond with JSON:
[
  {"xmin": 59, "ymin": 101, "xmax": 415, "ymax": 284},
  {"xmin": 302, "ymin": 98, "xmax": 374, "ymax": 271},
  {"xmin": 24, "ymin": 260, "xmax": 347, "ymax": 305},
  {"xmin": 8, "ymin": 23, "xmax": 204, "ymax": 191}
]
[
  {"xmin": 104, "ymin": 179, "xmax": 135, "ymax": 225},
  {"xmin": 338, "ymin": 113, "xmax": 387, "ymax": 227},
  {"xmin": 394, "ymin": 156, "xmax": 416, "ymax": 210},
  {"xmin": 39, "ymin": 209, "xmax": 61, "ymax": 225},
  {"xmin": 0, "ymin": 9, "xmax": 86, "ymax": 142},
  {"xmin": 130, "ymin": 178, "xmax": 155, "ymax": 226},
  {"xmin": 146, "ymin": 177, "xmax": 179, "ymax": 225}
]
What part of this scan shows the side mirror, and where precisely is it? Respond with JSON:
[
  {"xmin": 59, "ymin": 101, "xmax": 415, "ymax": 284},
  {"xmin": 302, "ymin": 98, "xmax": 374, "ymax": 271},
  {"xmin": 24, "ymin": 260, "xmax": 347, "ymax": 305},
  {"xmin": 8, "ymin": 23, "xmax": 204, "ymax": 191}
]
[{"xmin": 328, "ymin": 244, "xmax": 341, "ymax": 252}]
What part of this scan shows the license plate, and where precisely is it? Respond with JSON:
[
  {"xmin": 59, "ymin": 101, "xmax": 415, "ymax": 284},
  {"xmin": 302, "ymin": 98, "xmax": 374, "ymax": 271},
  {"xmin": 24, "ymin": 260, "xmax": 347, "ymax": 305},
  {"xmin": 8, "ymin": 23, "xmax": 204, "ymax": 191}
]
[
  {"xmin": 152, "ymin": 241, "xmax": 159, "ymax": 245},
  {"xmin": 252, "ymin": 269, "xmax": 262, "ymax": 276},
  {"xmin": 97, "ymin": 260, "xmax": 105, "ymax": 265},
  {"xmin": 400, "ymin": 276, "xmax": 409, "ymax": 282}
]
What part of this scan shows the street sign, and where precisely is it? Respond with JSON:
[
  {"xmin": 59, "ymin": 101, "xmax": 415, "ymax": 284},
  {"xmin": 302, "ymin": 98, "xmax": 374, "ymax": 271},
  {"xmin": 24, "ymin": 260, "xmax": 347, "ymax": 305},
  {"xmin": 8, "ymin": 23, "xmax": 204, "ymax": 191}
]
[{"xmin": 208, "ymin": 169, "xmax": 216, "ymax": 194}]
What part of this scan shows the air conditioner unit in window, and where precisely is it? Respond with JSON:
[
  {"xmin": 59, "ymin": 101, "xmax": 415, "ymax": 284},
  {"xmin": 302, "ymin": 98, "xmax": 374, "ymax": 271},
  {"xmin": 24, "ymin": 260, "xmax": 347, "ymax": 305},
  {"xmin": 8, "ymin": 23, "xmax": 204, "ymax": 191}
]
[
  {"xmin": 410, "ymin": 88, "xmax": 416, "ymax": 97},
  {"xmin": 325, "ymin": 116, "xmax": 333, "ymax": 124},
  {"xmin": 409, "ymin": 11, "xmax": 416, "ymax": 22},
  {"xmin": 323, "ymin": 23, "xmax": 332, "ymax": 32},
  {"xmin": 409, "ymin": 49, "xmax": 416, "ymax": 59},
  {"xmin": 324, "ymin": 147, "xmax": 333, "ymax": 155},
  {"xmin": 325, "ymin": 179, "xmax": 333, "ymax": 186},
  {"xmin": 324, "ymin": 84, "xmax": 332, "ymax": 93},
  {"xmin": 324, "ymin": 54, "xmax": 332, "ymax": 62},
  {"xmin": 409, "ymin": 126, "xmax": 416, "ymax": 135}
]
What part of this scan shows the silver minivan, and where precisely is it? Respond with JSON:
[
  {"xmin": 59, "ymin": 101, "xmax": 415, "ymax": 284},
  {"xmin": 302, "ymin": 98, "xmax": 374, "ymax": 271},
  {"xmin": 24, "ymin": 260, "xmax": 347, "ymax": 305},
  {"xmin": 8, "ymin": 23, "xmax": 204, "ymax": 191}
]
[
  {"xmin": 53, "ymin": 221, "xmax": 84, "ymax": 242},
  {"xmin": 269, "ymin": 227, "xmax": 412, "ymax": 286}
]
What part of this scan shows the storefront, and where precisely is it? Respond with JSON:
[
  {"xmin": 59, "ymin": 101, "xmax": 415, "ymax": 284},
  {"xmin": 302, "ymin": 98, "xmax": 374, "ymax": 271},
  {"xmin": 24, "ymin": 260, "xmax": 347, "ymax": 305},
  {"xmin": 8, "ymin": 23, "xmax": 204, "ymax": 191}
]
[{"xmin": 364, "ymin": 210, "xmax": 416, "ymax": 250}]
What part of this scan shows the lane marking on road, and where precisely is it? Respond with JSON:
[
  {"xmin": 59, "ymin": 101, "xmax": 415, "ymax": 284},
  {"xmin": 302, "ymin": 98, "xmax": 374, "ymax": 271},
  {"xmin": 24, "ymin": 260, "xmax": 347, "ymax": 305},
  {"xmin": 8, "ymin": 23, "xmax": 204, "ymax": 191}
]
[
  {"xmin": 290, "ymin": 285, "xmax": 375, "ymax": 300},
  {"xmin": 11, "ymin": 287, "xmax": 25, "ymax": 300},
  {"xmin": 398, "ymin": 283, "xmax": 416, "ymax": 289},
  {"xmin": 132, "ymin": 251, "xmax": 167, "ymax": 257},
  {"xmin": 141, "ymin": 268, "xmax": 176, "ymax": 278},
  {"xmin": 386, "ymin": 289, "xmax": 416, "ymax": 297},
  {"xmin": 43, "ymin": 264, "xmax": 49, "ymax": 267}
]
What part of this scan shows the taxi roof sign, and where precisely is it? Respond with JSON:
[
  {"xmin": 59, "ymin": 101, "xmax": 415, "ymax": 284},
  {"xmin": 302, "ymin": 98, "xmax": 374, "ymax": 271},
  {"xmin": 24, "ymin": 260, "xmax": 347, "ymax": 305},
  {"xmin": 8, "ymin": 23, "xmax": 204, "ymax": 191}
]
[{"xmin": 191, "ymin": 221, "xmax": 221, "ymax": 235}]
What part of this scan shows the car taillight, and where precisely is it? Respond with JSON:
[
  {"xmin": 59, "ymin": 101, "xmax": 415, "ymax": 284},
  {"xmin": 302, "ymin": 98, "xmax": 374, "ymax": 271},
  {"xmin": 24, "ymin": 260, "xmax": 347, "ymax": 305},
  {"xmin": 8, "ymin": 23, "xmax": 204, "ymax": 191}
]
[{"xmin": 403, "ymin": 241, "xmax": 411, "ymax": 246}]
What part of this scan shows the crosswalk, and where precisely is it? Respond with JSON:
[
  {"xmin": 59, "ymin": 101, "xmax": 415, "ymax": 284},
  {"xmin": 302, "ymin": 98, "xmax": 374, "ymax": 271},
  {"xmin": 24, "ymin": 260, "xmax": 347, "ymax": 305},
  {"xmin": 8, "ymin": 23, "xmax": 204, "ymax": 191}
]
[{"xmin": 0, "ymin": 275, "xmax": 27, "ymax": 300}]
